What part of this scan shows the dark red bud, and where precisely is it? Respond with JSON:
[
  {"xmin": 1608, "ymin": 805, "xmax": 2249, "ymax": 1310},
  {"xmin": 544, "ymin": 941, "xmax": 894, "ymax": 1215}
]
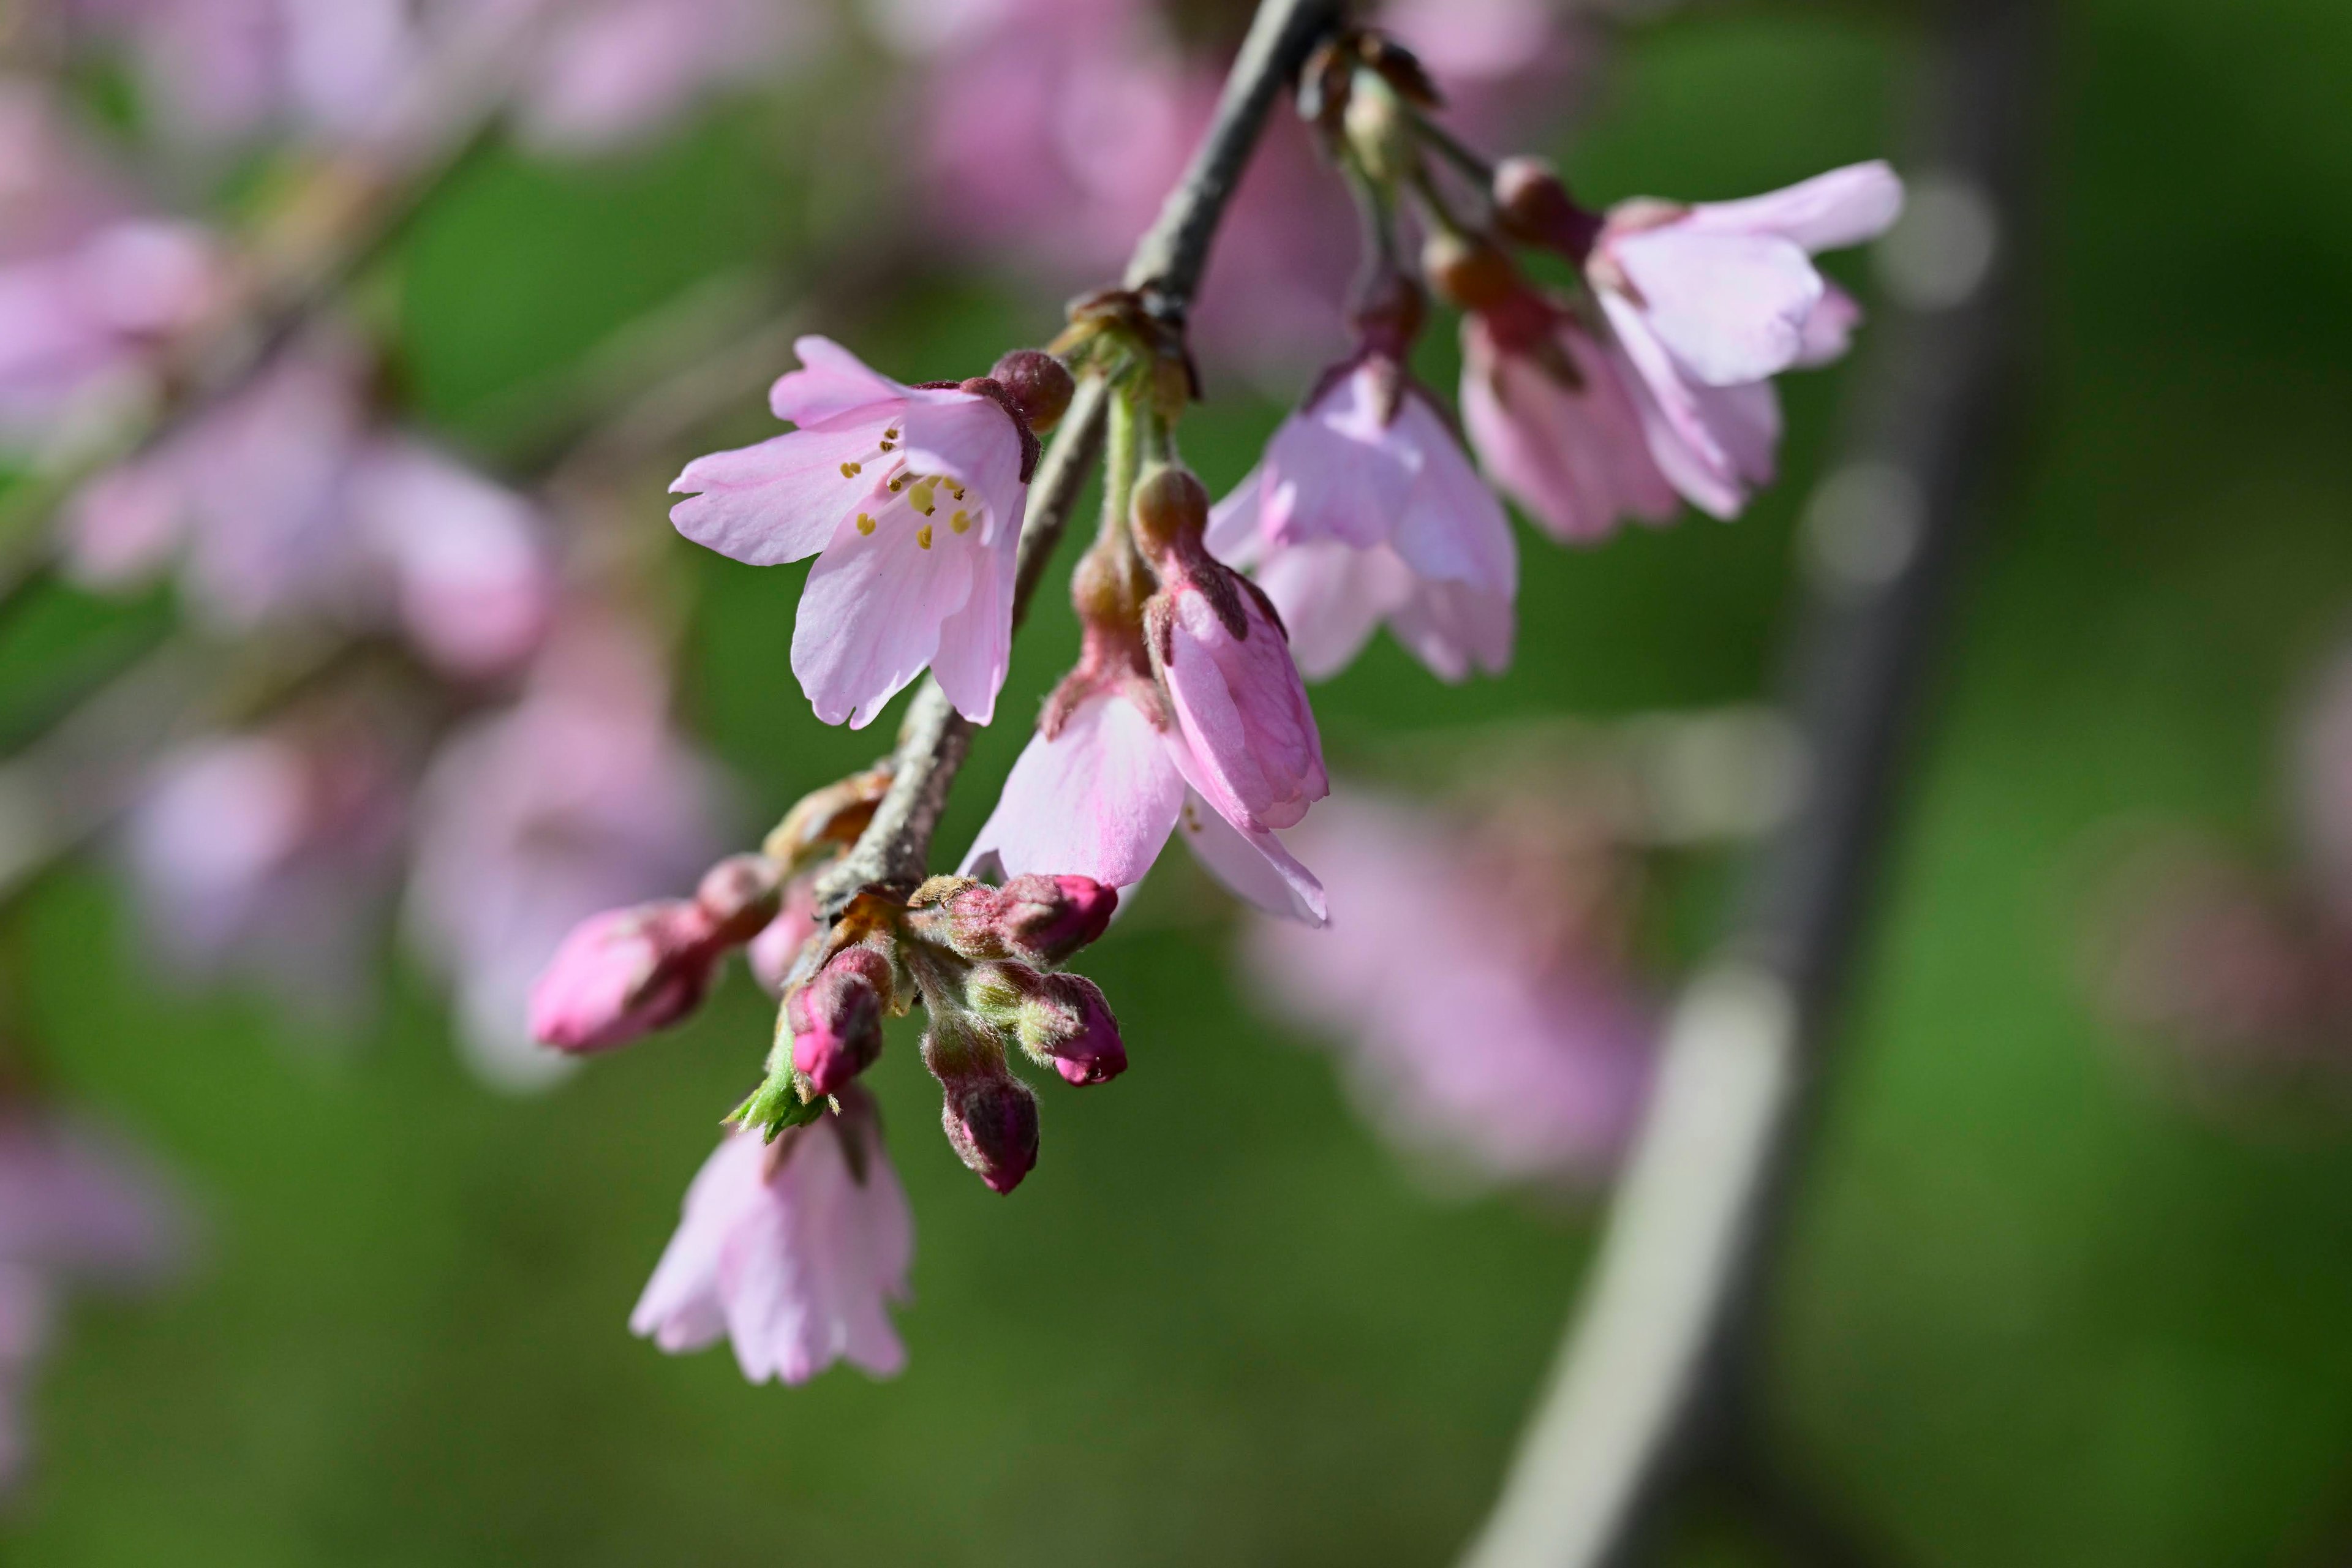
[
  {"xmin": 932, "ymin": 875, "xmax": 1118, "ymax": 966},
  {"xmin": 788, "ymin": 946, "xmax": 891, "ymax": 1095},
  {"xmin": 940, "ymin": 1072, "xmax": 1039, "ymax": 1194},
  {"xmin": 1422, "ymin": 231, "xmax": 1523, "ymax": 314},
  {"xmin": 1492, "ymin": 156, "xmax": 1603, "ymax": 262},
  {"xmin": 990, "ymin": 349, "xmax": 1076, "ymax": 434}
]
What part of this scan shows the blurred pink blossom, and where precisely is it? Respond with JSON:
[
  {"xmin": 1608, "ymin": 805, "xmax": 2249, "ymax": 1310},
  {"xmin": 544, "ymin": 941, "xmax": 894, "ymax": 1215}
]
[
  {"xmin": 122, "ymin": 719, "xmax": 409, "ymax": 1027},
  {"xmin": 0, "ymin": 1107, "xmax": 189, "ymax": 1494},
  {"xmin": 64, "ymin": 333, "xmax": 554, "ymax": 676},
  {"xmin": 1210, "ymin": 360, "xmax": 1517, "ymax": 679},
  {"xmin": 407, "ymin": 614, "xmax": 731, "ymax": 1088},
  {"xmin": 631, "ymin": 1098, "xmax": 912, "ymax": 1385},
  {"xmin": 1243, "ymin": 788, "xmax": 1653, "ymax": 1187},
  {"xmin": 515, "ymin": 0, "xmax": 820, "ymax": 153},
  {"xmin": 669, "ymin": 336, "xmax": 1030, "ymax": 728}
]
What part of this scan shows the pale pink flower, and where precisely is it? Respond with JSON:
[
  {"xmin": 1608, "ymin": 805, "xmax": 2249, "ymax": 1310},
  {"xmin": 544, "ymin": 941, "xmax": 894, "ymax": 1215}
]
[
  {"xmin": 407, "ymin": 616, "xmax": 729, "ymax": 1089},
  {"xmin": 631, "ymin": 1103, "xmax": 913, "ymax": 1385},
  {"xmin": 669, "ymin": 336, "xmax": 1033, "ymax": 728},
  {"xmin": 122, "ymin": 720, "xmax": 408, "ymax": 1027},
  {"xmin": 1210, "ymin": 360, "xmax": 1517, "ymax": 680},
  {"xmin": 1586, "ymin": 163, "xmax": 1904, "ymax": 518},
  {"xmin": 962, "ymin": 682, "xmax": 1327, "ymax": 926},
  {"xmin": 1243, "ymin": 790, "xmax": 1653, "ymax": 1186},
  {"xmin": 1150, "ymin": 564, "xmax": 1329, "ymax": 835},
  {"xmin": 344, "ymin": 437, "xmax": 555, "ymax": 679},
  {"xmin": 0, "ymin": 219, "xmax": 219, "ymax": 445},
  {"xmin": 1458, "ymin": 307, "xmax": 1679, "ymax": 544}
]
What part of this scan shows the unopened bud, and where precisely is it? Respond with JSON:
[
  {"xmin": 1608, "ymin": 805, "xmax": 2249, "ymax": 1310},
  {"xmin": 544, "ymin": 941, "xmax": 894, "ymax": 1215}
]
[
  {"xmin": 990, "ymin": 349, "xmax": 1076, "ymax": 434},
  {"xmin": 1423, "ymin": 231, "xmax": 1522, "ymax": 314},
  {"xmin": 787, "ymin": 946, "xmax": 891, "ymax": 1094},
  {"xmin": 530, "ymin": 901, "xmax": 719, "ymax": 1053},
  {"xmin": 913, "ymin": 874, "xmax": 1118, "ymax": 967},
  {"xmin": 938, "ymin": 1070, "xmax": 1040, "ymax": 1194},
  {"xmin": 1493, "ymin": 156, "xmax": 1602, "ymax": 262},
  {"xmin": 694, "ymin": 853, "xmax": 784, "ymax": 945},
  {"xmin": 1341, "ymin": 67, "xmax": 1413, "ymax": 187},
  {"xmin": 1130, "ymin": 464, "xmax": 1211, "ymax": 562},
  {"xmin": 966, "ymin": 966, "xmax": 1126, "ymax": 1086}
]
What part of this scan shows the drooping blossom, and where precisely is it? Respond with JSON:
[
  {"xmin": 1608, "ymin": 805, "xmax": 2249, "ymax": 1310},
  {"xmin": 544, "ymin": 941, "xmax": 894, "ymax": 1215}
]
[
  {"xmin": 121, "ymin": 716, "xmax": 409, "ymax": 1028},
  {"xmin": 407, "ymin": 615, "xmax": 729, "ymax": 1088},
  {"xmin": 64, "ymin": 331, "xmax": 554, "ymax": 677},
  {"xmin": 1242, "ymin": 788, "xmax": 1654, "ymax": 1186},
  {"xmin": 669, "ymin": 336, "xmax": 1047, "ymax": 728},
  {"xmin": 1210, "ymin": 356, "xmax": 1517, "ymax": 680},
  {"xmin": 631, "ymin": 1095, "xmax": 912, "ymax": 1385},
  {"xmin": 0, "ymin": 1106, "xmax": 189, "ymax": 1494},
  {"xmin": 965, "ymin": 469, "xmax": 1329, "ymax": 925},
  {"xmin": 1579, "ymin": 161, "xmax": 1905, "ymax": 518}
]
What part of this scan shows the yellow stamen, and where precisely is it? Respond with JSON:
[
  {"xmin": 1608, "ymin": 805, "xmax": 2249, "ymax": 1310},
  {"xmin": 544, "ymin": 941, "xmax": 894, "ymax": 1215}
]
[
  {"xmin": 878, "ymin": 440, "xmax": 895, "ymax": 451},
  {"xmin": 884, "ymin": 427, "xmax": 899, "ymax": 440},
  {"xmin": 887, "ymin": 475, "xmax": 905, "ymax": 492},
  {"xmin": 907, "ymin": 479, "xmax": 938, "ymax": 516},
  {"xmin": 840, "ymin": 461, "xmax": 862, "ymax": 478},
  {"xmin": 856, "ymin": 513, "xmax": 876, "ymax": 535},
  {"xmin": 916, "ymin": 525, "xmax": 933, "ymax": 549},
  {"xmin": 949, "ymin": 510, "xmax": 972, "ymax": 534},
  {"xmin": 950, "ymin": 484, "xmax": 967, "ymax": 502}
]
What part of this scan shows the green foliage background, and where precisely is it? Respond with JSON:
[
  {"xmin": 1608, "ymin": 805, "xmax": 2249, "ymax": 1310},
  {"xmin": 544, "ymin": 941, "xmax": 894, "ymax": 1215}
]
[{"xmin": 9, "ymin": 1, "xmax": 2352, "ymax": 1561}]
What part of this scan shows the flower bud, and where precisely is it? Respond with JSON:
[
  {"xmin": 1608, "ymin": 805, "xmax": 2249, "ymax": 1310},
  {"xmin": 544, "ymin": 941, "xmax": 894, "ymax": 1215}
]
[
  {"xmin": 1422, "ymin": 231, "xmax": 1521, "ymax": 314},
  {"xmin": 1130, "ymin": 464, "xmax": 1212, "ymax": 563},
  {"xmin": 938, "ymin": 1069, "xmax": 1040, "ymax": 1194},
  {"xmin": 962, "ymin": 963, "xmax": 1127, "ymax": 1085},
  {"xmin": 530, "ymin": 901, "xmax": 720, "ymax": 1053},
  {"xmin": 913, "ymin": 874, "xmax": 1118, "ymax": 967},
  {"xmin": 787, "ymin": 945, "xmax": 891, "ymax": 1095},
  {"xmin": 1492, "ymin": 156, "xmax": 1602, "ymax": 262},
  {"xmin": 990, "ymin": 349, "xmax": 1076, "ymax": 434},
  {"xmin": 694, "ymin": 853, "xmax": 785, "ymax": 945}
]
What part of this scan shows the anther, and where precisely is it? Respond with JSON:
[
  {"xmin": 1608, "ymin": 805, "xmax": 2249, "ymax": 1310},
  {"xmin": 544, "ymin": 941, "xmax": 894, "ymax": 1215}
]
[
  {"xmin": 950, "ymin": 510, "xmax": 972, "ymax": 533},
  {"xmin": 840, "ymin": 461, "xmax": 862, "ymax": 478},
  {"xmin": 917, "ymin": 525, "xmax": 933, "ymax": 549},
  {"xmin": 857, "ymin": 513, "xmax": 876, "ymax": 535}
]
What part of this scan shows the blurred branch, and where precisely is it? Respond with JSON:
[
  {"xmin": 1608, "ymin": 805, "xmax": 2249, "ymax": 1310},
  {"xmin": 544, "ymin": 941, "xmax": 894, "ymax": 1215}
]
[
  {"xmin": 810, "ymin": 0, "xmax": 1344, "ymax": 912},
  {"xmin": 1457, "ymin": 3, "xmax": 2041, "ymax": 1565}
]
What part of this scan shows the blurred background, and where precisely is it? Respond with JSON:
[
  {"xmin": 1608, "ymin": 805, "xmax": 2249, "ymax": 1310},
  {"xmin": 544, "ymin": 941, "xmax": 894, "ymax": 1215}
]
[{"xmin": 4, "ymin": 0, "xmax": 2352, "ymax": 1562}]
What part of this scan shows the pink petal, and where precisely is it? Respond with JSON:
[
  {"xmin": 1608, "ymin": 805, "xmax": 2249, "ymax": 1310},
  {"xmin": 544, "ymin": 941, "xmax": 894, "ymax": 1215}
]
[
  {"xmin": 767, "ymin": 336, "xmax": 913, "ymax": 426},
  {"xmin": 963, "ymin": 692, "xmax": 1187, "ymax": 887},
  {"xmin": 928, "ymin": 510, "xmax": 1020, "ymax": 723},
  {"xmin": 1601, "ymin": 294, "xmax": 1781, "ymax": 520},
  {"xmin": 1460, "ymin": 317, "xmax": 1676, "ymax": 543},
  {"xmin": 1390, "ymin": 396, "xmax": 1517, "ymax": 595},
  {"xmin": 1610, "ymin": 227, "xmax": 1823, "ymax": 386},
  {"xmin": 1794, "ymin": 282, "xmax": 1863, "ymax": 368},
  {"xmin": 1206, "ymin": 465, "xmax": 1268, "ymax": 566},
  {"xmin": 1387, "ymin": 577, "xmax": 1514, "ymax": 682},
  {"xmin": 1683, "ymin": 160, "xmax": 1905, "ymax": 253},
  {"xmin": 893, "ymin": 394, "xmax": 1027, "ymax": 544},
  {"xmin": 1253, "ymin": 541, "xmax": 1408, "ymax": 681},
  {"xmin": 668, "ymin": 421, "xmax": 887, "ymax": 566},
  {"xmin": 1173, "ymin": 787, "xmax": 1328, "ymax": 926},
  {"xmin": 791, "ymin": 499, "xmax": 979, "ymax": 728}
]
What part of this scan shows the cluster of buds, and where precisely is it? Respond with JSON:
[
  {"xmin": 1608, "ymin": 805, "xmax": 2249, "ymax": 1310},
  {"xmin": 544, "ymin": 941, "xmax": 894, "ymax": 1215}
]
[{"xmin": 739, "ymin": 872, "xmax": 1123, "ymax": 1194}]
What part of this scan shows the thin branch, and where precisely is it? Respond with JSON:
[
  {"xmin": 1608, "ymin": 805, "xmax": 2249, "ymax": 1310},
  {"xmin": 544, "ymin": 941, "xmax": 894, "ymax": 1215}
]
[
  {"xmin": 1455, "ymin": 3, "xmax": 2041, "ymax": 1565},
  {"xmin": 810, "ymin": 0, "xmax": 1343, "ymax": 913}
]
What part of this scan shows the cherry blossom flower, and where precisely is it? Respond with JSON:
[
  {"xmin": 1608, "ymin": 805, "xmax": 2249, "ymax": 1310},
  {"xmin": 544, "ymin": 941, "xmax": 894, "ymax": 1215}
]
[
  {"xmin": 1242, "ymin": 789, "xmax": 1653, "ymax": 1186},
  {"xmin": 670, "ymin": 336, "xmax": 1038, "ymax": 728},
  {"xmin": 514, "ymin": 0, "xmax": 820, "ymax": 153},
  {"xmin": 407, "ymin": 616, "xmax": 729, "ymax": 1089},
  {"xmin": 631, "ymin": 1098, "xmax": 912, "ymax": 1385},
  {"xmin": 1210, "ymin": 358, "xmax": 1517, "ymax": 680},
  {"xmin": 529, "ymin": 901, "xmax": 724, "ymax": 1052},
  {"xmin": 1151, "ymin": 556, "xmax": 1329, "ymax": 836},
  {"xmin": 1583, "ymin": 162, "xmax": 1905, "ymax": 518},
  {"xmin": 1458, "ymin": 306, "xmax": 1680, "ymax": 544}
]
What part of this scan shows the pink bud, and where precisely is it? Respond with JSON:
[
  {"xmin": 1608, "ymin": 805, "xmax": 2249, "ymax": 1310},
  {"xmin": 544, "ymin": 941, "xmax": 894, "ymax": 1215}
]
[
  {"xmin": 694, "ymin": 852, "xmax": 785, "ymax": 944},
  {"xmin": 939, "ymin": 1072, "xmax": 1039, "ymax": 1194},
  {"xmin": 1024, "ymin": 972, "xmax": 1126, "ymax": 1086},
  {"xmin": 788, "ymin": 946, "xmax": 891, "ymax": 1095},
  {"xmin": 529, "ymin": 902, "xmax": 720, "ymax": 1053},
  {"xmin": 922, "ymin": 874, "xmax": 1118, "ymax": 966},
  {"xmin": 989, "ymin": 349, "xmax": 1075, "ymax": 434}
]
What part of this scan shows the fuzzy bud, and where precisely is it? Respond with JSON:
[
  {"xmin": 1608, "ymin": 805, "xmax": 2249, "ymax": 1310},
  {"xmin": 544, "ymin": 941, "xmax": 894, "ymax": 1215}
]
[
  {"xmin": 1492, "ymin": 156, "xmax": 1603, "ymax": 262},
  {"xmin": 911, "ymin": 874, "xmax": 1118, "ymax": 967},
  {"xmin": 990, "ymin": 349, "xmax": 1076, "ymax": 434},
  {"xmin": 787, "ymin": 945, "xmax": 892, "ymax": 1095},
  {"xmin": 1130, "ymin": 464, "xmax": 1212, "ymax": 564},
  {"xmin": 693, "ymin": 853, "xmax": 785, "ymax": 945},
  {"xmin": 966, "ymin": 964, "xmax": 1127, "ymax": 1086},
  {"xmin": 530, "ymin": 901, "xmax": 720, "ymax": 1053},
  {"xmin": 934, "ymin": 1065, "xmax": 1040, "ymax": 1195}
]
